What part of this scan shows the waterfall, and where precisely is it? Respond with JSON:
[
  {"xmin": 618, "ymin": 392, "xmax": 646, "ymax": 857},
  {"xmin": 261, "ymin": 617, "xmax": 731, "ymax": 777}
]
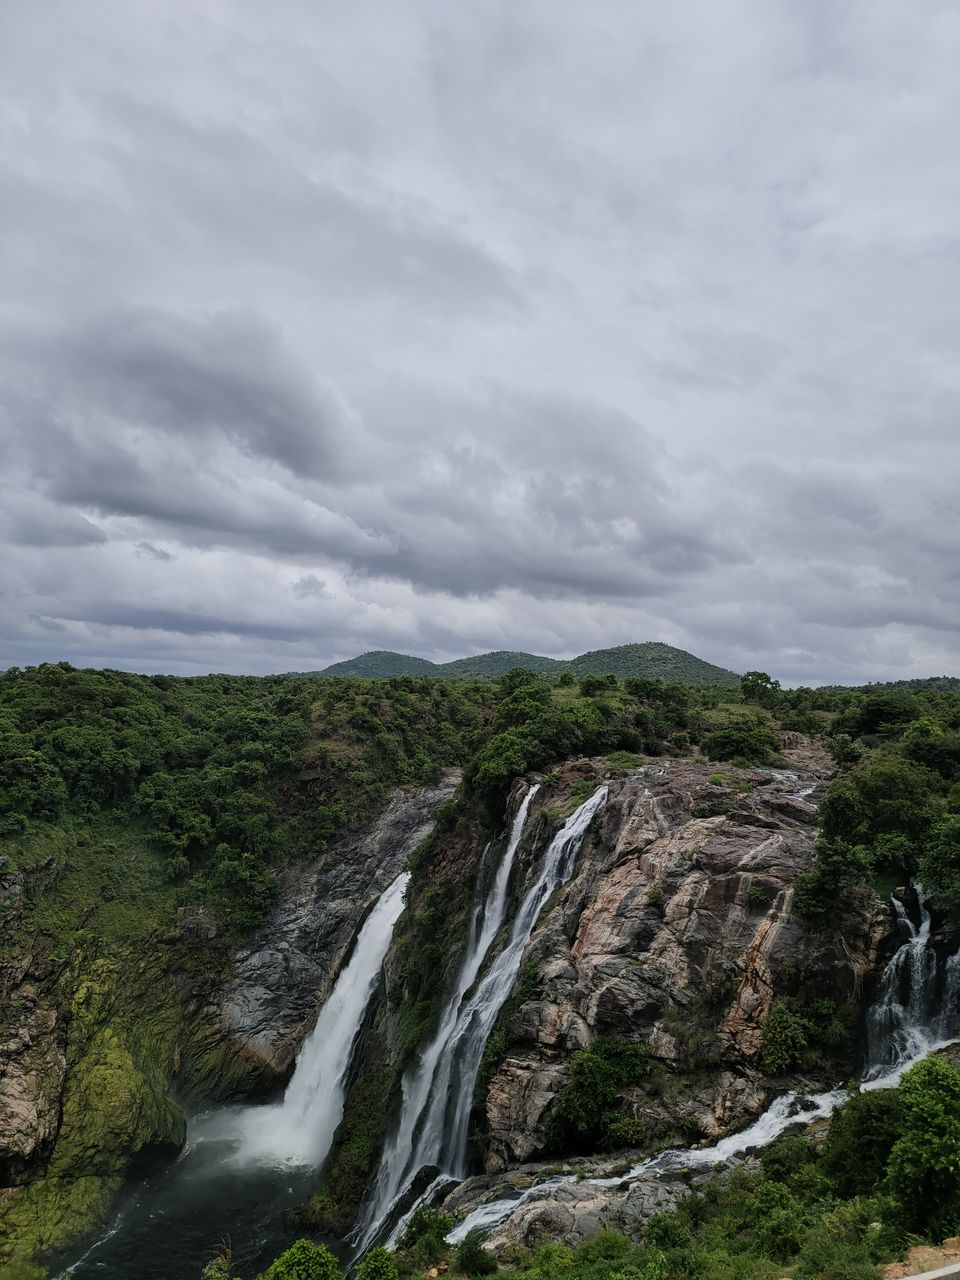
[
  {"xmin": 448, "ymin": 882, "xmax": 960, "ymax": 1244},
  {"xmin": 235, "ymin": 871, "xmax": 411, "ymax": 1164},
  {"xmin": 865, "ymin": 883, "xmax": 959, "ymax": 1076},
  {"xmin": 356, "ymin": 784, "xmax": 608, "ymax": 1250}
]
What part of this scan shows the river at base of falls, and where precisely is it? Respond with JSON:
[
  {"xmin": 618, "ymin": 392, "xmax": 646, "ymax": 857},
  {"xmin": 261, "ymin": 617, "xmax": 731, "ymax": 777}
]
[{"xmin": 49, "ymin": 1125, "xmax": 330, "ymax": 1279}]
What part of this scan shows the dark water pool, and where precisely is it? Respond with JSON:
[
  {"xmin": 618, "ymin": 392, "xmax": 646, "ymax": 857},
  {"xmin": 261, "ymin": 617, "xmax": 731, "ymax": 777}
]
[{"xmin": 50, "ymin": 1126, "xmax": 338, "ymax": 1280}]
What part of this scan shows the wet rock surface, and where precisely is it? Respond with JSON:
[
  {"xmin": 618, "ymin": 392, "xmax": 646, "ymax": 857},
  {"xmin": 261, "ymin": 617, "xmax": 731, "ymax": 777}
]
[
  {"xmin": 482, "ymin": 757, "xmax": 893, "ymax": 1171},
  {"xmin": 218, "ymin": 772, "xmax": 459, "ymax": 1079}
]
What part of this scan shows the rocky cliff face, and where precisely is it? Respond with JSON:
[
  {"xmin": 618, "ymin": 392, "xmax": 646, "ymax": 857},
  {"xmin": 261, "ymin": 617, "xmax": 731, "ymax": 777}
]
[
  {"xmin": 312, "ymin": 744, "xmax": 895, "ymax": 1245},
  {"xmin": 481, "ymin": 754, "xmax": 892, "ymax": 1173},
  {"xmin": 0, "ymin": 775, "xmax": 457, "ymax": 1277},
  {"xmin": 216, "ymin": 773, "xmax": 459, "ymax": 1085}
]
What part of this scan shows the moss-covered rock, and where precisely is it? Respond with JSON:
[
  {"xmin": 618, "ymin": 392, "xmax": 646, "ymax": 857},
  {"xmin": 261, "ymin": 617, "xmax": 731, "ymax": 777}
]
[{"xmin": 0, "ymin": 939, "xmax": 226, "ymax": 1277}]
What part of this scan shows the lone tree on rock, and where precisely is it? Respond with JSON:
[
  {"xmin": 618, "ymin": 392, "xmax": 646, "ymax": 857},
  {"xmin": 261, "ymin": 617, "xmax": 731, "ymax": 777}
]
[{"xmin": 740, "ymin": 671, "xmax": 781, "ymax": 707}]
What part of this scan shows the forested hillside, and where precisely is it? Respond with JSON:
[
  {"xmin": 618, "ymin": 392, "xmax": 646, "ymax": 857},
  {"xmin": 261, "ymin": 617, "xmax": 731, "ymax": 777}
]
[
  {"xmin": 795, "ymin": 683, "xmax": 960, "ymax": 923},
  {"xmin": 311, "ymin": 642, "xmax": 741, "ymax": 688},
  {"xmin": 0, "ymin": 665, "xmax": 490, "ymax": 937}
]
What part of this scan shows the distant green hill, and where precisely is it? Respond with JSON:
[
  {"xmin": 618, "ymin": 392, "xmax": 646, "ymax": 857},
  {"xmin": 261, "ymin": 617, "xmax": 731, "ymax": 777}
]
[
  {"xmin": 313, "ymin": 650, "xmax": 438, "ymax": 679},
  {"xmin": 569, "ymin": 643, "xmax": 738, "ymax": 687},
  {"xmin": 437, "ymin": 650, "xmax": 566, "ymax": 679},
  {"xmin": 310, "ymin": 642, "xmax": 740, "ymax": 688}
]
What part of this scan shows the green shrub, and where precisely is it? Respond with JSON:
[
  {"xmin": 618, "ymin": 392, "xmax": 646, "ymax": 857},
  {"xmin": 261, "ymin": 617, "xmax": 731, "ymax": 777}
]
[
  {"xmin": 794, "ymin": 1229, "xmax": 879, "ymax": 1280},
  {"xmin": 828, "ymin": 734, "xmax": 866, "ymax": 769},
  {"xmin": 821, "ymin": 1088, "xmax": 904, "ymax": 1198},
  {"xmin": 397, "ymin": 1202, "xmax": 453, "ymax": 1264},
  {"xmin": 921, "ymin": 814, "xmax": 960, "ymax": 921},
  {"xmin": 643, "ymin": 1213, "xmax": 691, "ymax": 1249},
  {"xmin": 760, "ymin": 1135, "xmax": 816, "ymax": 1184},
  {"xmin": 521, "ymin": 1241, "xmax": 576, "ymax": 1280},
  {"xmin": 354, "ymin": 1246, "xmax": 398, "ymax": 1280},
  {"xmin": 262, "ymin": 1238, "xmax": 341, "ymax": 1280},
  {"xmin": 885, "ymin": 1054, "xmax": 960, "ymax": 1236},
  {"xmin": 702, "ymin": 723, "xmax": 780, "ymax": 765},
  {"xmin": 746, "ymin": 882, "xmax": 772, "ymax": 908},
  {"xmin": 580, "ymin": 673, "xmax": 618, "ymax": 697},
  {"xmin": 545, "ymin": 1037, "xmax": 650, "ymax": 1152},
  {"xmin": 455, "ymin": 1229, "xmax": 498, "ymax": 1276},
  {"xmin": 605, "ymin": 750, "xmax": 645, "ymax": 770},
  {"xmin": 760, "ymin": 999, "xmax": 813, "ymax": 1074},
  {"xmin": 202, "ymin": 1252, "xmax": 233, "ymax": 1280}
]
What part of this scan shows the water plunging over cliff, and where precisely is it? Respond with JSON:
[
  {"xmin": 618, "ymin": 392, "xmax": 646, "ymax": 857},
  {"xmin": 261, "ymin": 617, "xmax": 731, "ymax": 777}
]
[
  {"xmin": 357, "ymin": 784, "xmax": 608, "ymax": 1250},
  {"xmin": 865, "ymin": 884, "xmax": 960, "ymax": 1076},
  {"xmin": 236, "ymin": 870, "xmax": 411, "ymax": 1163},
  {"xmin": 447, "ymin": 882, "xmax": 960, "ymax": 1245}
]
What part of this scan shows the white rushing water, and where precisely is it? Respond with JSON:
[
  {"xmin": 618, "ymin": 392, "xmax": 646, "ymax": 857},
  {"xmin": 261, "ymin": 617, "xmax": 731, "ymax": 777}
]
[
  {"xmin": 865, "ymin": 886, "xmax": 960, "ymax": 1075},
  {"xmin": 448, "ymin": 882, "xmax": 960, "ymax": 1244},
  {"xmin": 356, "ymin": 784, "xmax": 609, "ymax": 1250},
  {"xmin": 235, "ymin": 871, "xmax": 411, "ymax": 1164}
]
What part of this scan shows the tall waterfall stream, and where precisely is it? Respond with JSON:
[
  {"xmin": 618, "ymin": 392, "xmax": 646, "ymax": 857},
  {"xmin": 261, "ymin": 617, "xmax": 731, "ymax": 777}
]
[
  {"xmin": 355, "ymin": 784, "xmax": 607, "ymax": 1251},
  {"xmin": 52, "ymin": 782, "xmax": 958, "ymax": 1278}
]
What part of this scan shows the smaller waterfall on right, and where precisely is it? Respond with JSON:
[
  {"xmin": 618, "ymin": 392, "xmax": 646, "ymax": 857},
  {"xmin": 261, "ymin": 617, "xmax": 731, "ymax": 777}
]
[{"xmin": 865, "ymin": 882, "xmax": 960, "ymax": 1076}]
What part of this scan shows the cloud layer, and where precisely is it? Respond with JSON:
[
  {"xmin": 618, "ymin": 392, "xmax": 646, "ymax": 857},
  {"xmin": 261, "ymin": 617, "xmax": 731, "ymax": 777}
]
[{"xmin": 2, "ymin": 1, "xmax": 958, "ymax": 683}]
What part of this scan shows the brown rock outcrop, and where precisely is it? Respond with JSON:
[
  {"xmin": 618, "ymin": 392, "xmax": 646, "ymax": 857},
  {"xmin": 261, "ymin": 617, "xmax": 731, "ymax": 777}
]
[{"xmin": 481, "ymin": 759, "xmax": 893, "ymax": 1170}]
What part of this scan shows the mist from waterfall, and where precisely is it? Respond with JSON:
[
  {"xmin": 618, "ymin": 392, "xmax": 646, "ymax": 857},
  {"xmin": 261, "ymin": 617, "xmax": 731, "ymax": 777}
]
[{"xmin": 357, "ymin": 783, "xmax": 608, "ymax": 1250}]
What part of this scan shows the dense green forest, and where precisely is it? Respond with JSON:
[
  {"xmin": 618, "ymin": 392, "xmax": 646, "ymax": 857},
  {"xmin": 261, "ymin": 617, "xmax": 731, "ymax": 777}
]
[
  {"xmin": 310, "ymin": 642, "xmax": 741, "ymax": 689},
  {"xmin": 0, "ymin": 659, "xmax": 772, "ymax": 947},
  {"xmin": 0, "ymin": 665, "xmax": 491, "ymax": 937},
  {"xmin": 4, "ymin": 659, "xmax": 958, "ymax": 946}
]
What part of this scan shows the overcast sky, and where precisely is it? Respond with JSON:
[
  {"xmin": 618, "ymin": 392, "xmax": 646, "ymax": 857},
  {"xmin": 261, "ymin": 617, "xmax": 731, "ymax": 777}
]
[{"xmin": 2, "ymin": 1, "xmax": 958, "ymax": 684}]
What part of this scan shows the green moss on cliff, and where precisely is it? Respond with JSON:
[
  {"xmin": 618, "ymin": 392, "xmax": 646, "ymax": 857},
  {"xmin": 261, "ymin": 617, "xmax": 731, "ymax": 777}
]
[
  {"xmin": 300, "ymin": 1069, "xmax": 400, "ymax": 1236},
  {"xmin": 0, "ymin": 934, "xmax": 261, "ymax": 1277}
]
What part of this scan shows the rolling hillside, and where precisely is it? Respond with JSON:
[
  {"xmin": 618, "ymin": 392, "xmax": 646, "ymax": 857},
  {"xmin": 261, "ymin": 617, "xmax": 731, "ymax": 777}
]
[{"xmin": 311, "ymin": 642, "xmax": 740, "ymax": 688}]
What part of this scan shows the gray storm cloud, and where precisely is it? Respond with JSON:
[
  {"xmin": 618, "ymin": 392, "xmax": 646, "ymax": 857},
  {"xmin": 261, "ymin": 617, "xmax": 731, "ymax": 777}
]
[{"xmin": 1, "ymin": 0, "xmax": 958, "ymax": 682}]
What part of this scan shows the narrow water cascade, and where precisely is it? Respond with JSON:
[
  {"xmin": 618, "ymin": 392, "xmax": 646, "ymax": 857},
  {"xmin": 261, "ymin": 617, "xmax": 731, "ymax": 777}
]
[
  {"xmin": 234, "ymin": 870, "xmax": 412, "ymax": 1164},
  {"xmin": 865, "ymin": 883, "xmax": 959, "ymax": 1076},
  {"xmin": 355, "ymin": 782, "xmax": 540, "ymax": 1247},
  {"xmin": 357, "ymin": 784, "xmax": 608, "ymax": 1251},
  {"xmin": 448, "ymin": 883, "xmax": 960, "ymax": 1245}
]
